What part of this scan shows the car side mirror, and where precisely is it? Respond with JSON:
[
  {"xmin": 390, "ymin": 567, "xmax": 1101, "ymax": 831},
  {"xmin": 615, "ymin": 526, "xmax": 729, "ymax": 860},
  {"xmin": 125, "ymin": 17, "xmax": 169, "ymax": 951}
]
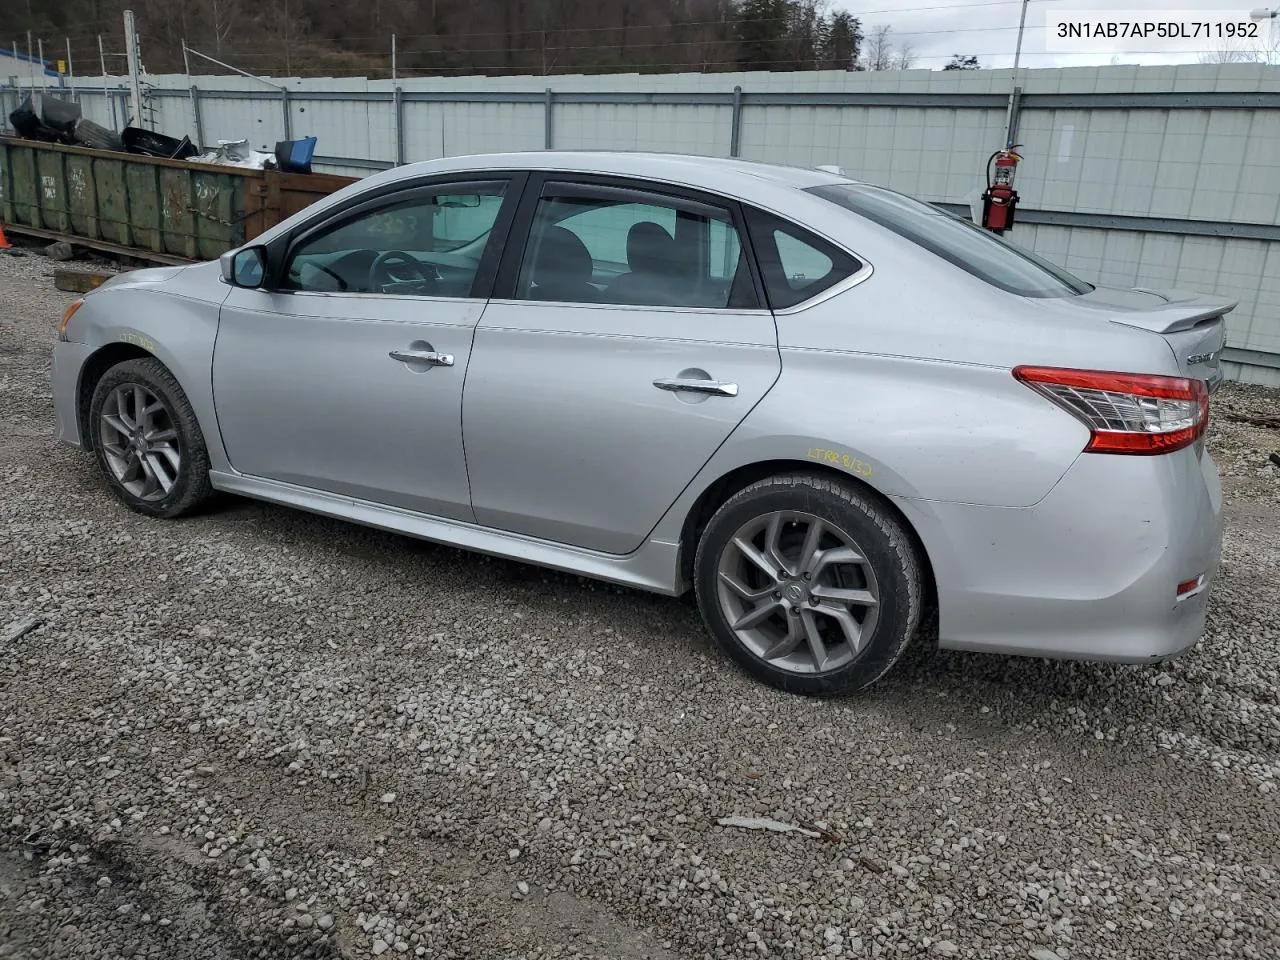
[{"xmin": 220, "ymin": 246, "xmax": 268, "ymax": 288}]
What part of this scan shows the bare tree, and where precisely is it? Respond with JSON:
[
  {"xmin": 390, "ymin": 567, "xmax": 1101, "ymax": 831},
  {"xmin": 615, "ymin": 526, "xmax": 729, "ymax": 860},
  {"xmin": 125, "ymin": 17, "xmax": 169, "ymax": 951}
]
[
  {"xmin": 893, "ymin": 38, "xmax": 915, "ymax": 69},
  {"xmin": 209, "ymin": 0, "xmax": 244, "ymax": 56},
  {"xmin": 859, "ymin": 24, "xmax": 912, "ymax": 70},
  {"xmin": 859, "ymin": 24, "xmax": 891, "ymax": 70},
  {"xmin": 1198, "ymin": 44, "xmax": 1260, "ymax": 63},
  {"xmin": 1199, "ymin": 31, "xmax": 1278, "ymax": 65}
]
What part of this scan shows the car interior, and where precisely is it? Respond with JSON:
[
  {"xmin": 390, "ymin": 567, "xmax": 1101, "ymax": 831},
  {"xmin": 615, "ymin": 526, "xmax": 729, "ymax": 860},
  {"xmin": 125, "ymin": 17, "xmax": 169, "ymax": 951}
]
[
  {"xmin": 283, "ymin": 192, "xmax": 501, "ymax": 297},
  {"xmin": 279, "ymin": 187, "xmax": 761, "ymax": 309},
  {"xmin": 521, "ymin": 202, "xmax": 759, "ymax": 309}
]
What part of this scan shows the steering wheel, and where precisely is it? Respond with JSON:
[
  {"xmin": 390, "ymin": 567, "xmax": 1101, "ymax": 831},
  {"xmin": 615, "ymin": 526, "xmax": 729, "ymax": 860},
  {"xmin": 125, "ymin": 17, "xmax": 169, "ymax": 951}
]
[{"xmin": 367, "ymin": 250, "xmax": 439, "ymax": 294}]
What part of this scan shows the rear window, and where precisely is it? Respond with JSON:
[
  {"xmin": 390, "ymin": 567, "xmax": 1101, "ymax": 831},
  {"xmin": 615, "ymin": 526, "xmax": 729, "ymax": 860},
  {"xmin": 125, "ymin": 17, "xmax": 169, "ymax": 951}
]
[{"xmin": 807, "ymin": 183, "xmax": 1092, "ymax": 299}]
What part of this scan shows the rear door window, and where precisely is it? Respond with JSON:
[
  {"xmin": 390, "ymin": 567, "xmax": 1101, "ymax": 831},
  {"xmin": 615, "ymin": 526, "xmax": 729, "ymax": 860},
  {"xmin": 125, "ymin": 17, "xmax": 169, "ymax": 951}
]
[
  {"xmin": 745, "ymin": 209, "xmax": 864, "ymax": 310},
  {"xmin": 514, "ymin": 184, "xmax": 761, "ymax": 309}
]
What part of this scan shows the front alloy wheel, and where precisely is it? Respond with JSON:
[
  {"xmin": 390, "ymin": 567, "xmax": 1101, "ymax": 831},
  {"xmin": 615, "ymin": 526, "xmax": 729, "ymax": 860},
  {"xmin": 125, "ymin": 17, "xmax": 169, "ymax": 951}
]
[
  {"xmin": 98, "ymin": 382, "xmax": 182, "ymax": 501},
  {"xmin": 88, "ymin": 357, "xmax": 214, "ymax": 518}
]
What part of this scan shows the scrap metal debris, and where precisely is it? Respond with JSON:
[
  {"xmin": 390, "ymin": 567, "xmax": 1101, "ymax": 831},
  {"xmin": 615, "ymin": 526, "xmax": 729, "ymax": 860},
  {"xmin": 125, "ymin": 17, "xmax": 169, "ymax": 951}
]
[
  {"xmin": 1223, "ymin": 411, "xmax": 1280, "ymax": 430},
  {"xmin": 2, "ymin": 615, "xmax": 43, "ymax": 644},
  {"xmin": 194, "ymin": 138, "xmax": 278, "ymax": 170},
  {"xmin": 715, "ymin": 816, "xmax": 823, "ymax": 839},
  {"xmin": 7, "ymin": 93, "xmax": 316, "ymax": 171},
  {"xmin": 22, "ymin": 828, "xmax": 52, "ymax": 860},
  {"xmin": 796, "ymin": 819, "xmax": 843, "ymax": 843}
]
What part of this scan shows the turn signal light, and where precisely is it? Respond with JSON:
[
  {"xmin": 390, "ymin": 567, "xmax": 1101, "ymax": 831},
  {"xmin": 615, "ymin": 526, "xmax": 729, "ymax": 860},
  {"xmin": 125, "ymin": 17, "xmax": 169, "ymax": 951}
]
[
  {"xmin": 58, "ymin": 299, "xmax": 84, "ymax": 342},
  {"xmin": 1013, "ymin": 366, "xmax": 1209, "ymax": 455}
]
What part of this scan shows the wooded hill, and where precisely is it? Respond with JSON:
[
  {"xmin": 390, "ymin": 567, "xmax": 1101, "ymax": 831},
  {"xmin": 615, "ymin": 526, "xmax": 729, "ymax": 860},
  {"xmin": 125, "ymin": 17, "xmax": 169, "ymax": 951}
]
[{"xmin": 6, "ymin": 0, "xmax": 884, "ymax": 79}]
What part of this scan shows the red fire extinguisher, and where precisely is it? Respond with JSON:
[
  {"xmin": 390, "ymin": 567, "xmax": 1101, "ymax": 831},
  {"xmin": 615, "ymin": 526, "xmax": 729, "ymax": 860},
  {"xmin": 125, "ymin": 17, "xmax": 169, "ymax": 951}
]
[{"xmin": 981, "ymin": 146, "xmax": 1022, "ymax": 234}]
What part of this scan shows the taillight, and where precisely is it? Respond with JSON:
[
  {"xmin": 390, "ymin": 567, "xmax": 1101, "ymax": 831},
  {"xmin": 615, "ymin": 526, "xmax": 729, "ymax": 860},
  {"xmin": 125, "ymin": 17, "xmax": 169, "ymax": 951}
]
[{"xmin": 1013, "ymin": 366, "xmax": 1209, "ymax": 455}]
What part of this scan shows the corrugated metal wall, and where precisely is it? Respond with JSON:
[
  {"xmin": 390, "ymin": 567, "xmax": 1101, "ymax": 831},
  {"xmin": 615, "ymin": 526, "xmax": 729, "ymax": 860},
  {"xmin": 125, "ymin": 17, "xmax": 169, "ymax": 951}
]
[{"xmin": 3, "ymin": 64, "xmax": 1279, "ymax": 384}]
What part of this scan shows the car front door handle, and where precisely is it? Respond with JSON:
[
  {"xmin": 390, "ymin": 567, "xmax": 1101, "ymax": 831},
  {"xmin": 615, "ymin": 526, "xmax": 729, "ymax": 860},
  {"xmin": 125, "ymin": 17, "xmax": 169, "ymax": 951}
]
[
  {"xmin": 389, "ymin": 349, "xmax": 454, "ymax": 367},
  {"xmin": 652, "ymin": 377, "xmax": 739, "ymax": 398}
]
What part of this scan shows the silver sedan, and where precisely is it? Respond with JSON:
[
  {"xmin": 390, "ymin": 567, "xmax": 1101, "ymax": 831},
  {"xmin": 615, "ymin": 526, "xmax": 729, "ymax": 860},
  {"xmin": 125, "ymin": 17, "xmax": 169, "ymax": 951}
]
[{"xmin": 51, "ymin": 152, "xmax": 1229, "ymax": 695}]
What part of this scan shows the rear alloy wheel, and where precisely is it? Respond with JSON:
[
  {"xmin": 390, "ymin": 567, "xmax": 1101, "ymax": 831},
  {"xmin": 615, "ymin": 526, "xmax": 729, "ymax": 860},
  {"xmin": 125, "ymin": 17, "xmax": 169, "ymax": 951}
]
[
  {"xmin": 89, "ymin": 358, "xmax": 213, "ymax": 518},
  {"xmin": 694, "ymin": 473, "xmax": 922, "ymax": 695}
]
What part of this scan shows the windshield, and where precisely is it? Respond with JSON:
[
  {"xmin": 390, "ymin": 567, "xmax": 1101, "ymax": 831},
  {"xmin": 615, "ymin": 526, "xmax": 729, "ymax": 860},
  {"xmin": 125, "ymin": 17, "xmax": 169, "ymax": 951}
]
[{"xmin": 807, "ymin": 183, "xmax": 1093, "ymax": 298}]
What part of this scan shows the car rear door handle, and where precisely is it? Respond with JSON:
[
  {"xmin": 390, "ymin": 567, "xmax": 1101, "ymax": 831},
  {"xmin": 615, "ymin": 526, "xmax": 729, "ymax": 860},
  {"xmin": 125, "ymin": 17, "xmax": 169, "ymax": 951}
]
[
  {"xmin": 652, "ymin": 377, "xmax": 739, "ymax": 398},
  {"xmin": 389, "ymin": 349, "xmax": 454, "ymax": 367}
]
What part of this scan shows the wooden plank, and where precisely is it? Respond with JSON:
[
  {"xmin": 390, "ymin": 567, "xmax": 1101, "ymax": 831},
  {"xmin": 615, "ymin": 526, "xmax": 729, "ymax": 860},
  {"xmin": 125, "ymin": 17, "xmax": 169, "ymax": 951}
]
[
  {"xmin": 276, "ymin": 170, "xmax": 356, "ymax": 221},
  {"xmin": 0, "ymin": 223, "xmax": 190, "ymax": 265},
  {"xmin": 241, "ymin": 179, "xmax": 267, "ymax": 244},
  {"xmin": 263, "ymin": 169, "xmax": 283, "ymax": 232},
  {"xmin": 54, "ymin": 268, "xmax": 112, "ymax": 293}
]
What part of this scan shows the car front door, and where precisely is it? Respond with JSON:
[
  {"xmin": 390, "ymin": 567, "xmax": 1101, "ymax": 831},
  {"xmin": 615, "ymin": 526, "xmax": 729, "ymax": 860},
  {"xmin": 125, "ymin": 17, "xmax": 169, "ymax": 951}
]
[
  {"xmin": 461, "ymin": 176, "xmax": 780, "ymax": 554},
  {"xmin": 212, "ymin": 176, "xmax": 520, "ymax": 521}
]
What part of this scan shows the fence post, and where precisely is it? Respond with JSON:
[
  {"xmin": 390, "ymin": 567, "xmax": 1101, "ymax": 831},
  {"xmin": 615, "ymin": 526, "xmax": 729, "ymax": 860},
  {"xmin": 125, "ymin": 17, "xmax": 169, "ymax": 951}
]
[
  {"xmin": 730, "ymin": 85, "xmax": 743, "ymax": 158},
  {"xmin": 394, "ymin": 86, "xmax": 405, "ymax": 165},
  {"xmin": 544, "ymin": 87, "xmax": 554, "ymax": 150},
  {"xmin": 281, "ymin": 86, "xmax": 292, "ymax": 141},
  {"xmin": 190, "ymin": 86, "xmax": 205, "ymax": 149}
]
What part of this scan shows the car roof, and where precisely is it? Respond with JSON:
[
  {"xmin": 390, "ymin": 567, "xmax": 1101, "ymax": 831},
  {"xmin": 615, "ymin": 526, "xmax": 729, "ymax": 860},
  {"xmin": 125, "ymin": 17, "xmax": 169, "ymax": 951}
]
[{"xmin": 379, "ymin": 151, "xmax": 857, "ymax": 194}]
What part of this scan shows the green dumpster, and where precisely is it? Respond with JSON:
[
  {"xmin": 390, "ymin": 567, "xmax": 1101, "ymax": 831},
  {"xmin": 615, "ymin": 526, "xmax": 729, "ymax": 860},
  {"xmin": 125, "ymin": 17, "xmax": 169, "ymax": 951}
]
[{"xmin": 0, "ymin": 136, "xmax": 356, "ymax": 263}]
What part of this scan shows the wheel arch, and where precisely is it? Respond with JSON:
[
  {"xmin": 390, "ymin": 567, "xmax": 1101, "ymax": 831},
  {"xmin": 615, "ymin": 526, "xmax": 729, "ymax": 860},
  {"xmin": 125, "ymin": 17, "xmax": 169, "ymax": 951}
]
[
  {"xmin": 76, "ymin": 342, "xmax": 160, "ymax": 451},
  {"xmin": 678, "ymin": 459, "xmax": 938, "ymax": 615}
]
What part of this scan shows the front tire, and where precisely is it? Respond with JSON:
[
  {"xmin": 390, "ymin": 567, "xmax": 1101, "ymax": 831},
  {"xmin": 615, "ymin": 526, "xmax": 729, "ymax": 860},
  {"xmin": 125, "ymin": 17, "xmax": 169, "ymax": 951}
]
[
  {"xmin": 88, "ymin": 358, "xmax": 214, "ymax": 518},
  {"xmin": 694, "ymin": 473, "xmax": 922, "ymax": 696}
]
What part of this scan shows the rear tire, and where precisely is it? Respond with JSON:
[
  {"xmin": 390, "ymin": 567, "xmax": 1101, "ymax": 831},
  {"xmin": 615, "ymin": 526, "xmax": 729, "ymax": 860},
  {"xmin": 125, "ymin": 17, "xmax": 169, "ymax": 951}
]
[
  {"xmin": 88, "ymin": 358, "xmax": 214, "ymax": 519},
  {"xmin": 693, "ymin": 472, "xmax": 922, "ymax": 696}
]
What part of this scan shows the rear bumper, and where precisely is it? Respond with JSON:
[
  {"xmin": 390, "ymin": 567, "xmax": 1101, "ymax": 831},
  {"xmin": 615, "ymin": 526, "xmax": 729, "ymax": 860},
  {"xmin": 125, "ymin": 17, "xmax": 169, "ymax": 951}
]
[
  {"xmin": 897, "ymin": 446, "xmax": 1223, "ymax": 662},
  {"xmin": 52, "ymin": 340, "xmax": 92, "ymax": 449}
]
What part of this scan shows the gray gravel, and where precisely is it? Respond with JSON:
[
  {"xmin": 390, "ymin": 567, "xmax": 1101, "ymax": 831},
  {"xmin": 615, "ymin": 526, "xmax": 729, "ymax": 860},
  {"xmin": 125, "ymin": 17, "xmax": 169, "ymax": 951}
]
[{"xmin": 2, "ymin": 247, "xmax": 1279, "ymax": 959}]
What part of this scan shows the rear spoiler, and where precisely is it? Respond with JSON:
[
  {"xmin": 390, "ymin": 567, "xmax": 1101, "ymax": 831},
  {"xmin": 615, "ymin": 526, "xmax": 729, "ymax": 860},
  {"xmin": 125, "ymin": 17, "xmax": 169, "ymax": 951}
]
[{"xmin": 1108, "ymin": 290, "xmax": 1238, "ymax": 334}]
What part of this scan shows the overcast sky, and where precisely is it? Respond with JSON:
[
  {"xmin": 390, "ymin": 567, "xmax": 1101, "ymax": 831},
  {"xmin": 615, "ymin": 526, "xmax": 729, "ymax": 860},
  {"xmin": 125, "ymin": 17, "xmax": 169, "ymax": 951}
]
[{"xmin": 832, "ymin": 0, "xmax": 1279, "ymax": 68}]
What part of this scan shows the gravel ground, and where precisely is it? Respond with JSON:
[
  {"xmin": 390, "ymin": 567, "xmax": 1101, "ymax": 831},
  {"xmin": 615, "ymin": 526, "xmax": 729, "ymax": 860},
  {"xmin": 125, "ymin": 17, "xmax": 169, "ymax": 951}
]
[{"xmin": 2, "ymin": 247, "xmax": 1279, "ymax": 960}]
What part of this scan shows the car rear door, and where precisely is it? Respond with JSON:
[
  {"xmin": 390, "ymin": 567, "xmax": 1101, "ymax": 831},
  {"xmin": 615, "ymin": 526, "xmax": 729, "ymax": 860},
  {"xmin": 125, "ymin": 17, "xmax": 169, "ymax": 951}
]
[
  {"xmin": 461, "ymin": 175, "xmax": 780, "ymax": 555},
  {"xmin": 212, "ymin": 176, "xmax": 522, "ymax": 521}
]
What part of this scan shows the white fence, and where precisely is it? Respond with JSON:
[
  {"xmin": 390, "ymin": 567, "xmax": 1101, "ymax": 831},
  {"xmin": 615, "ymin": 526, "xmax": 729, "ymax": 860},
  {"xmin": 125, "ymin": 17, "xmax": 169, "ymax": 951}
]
[{"xmin": 4, "ymin": 63, "xmax": 1280, "ymax": 385}]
